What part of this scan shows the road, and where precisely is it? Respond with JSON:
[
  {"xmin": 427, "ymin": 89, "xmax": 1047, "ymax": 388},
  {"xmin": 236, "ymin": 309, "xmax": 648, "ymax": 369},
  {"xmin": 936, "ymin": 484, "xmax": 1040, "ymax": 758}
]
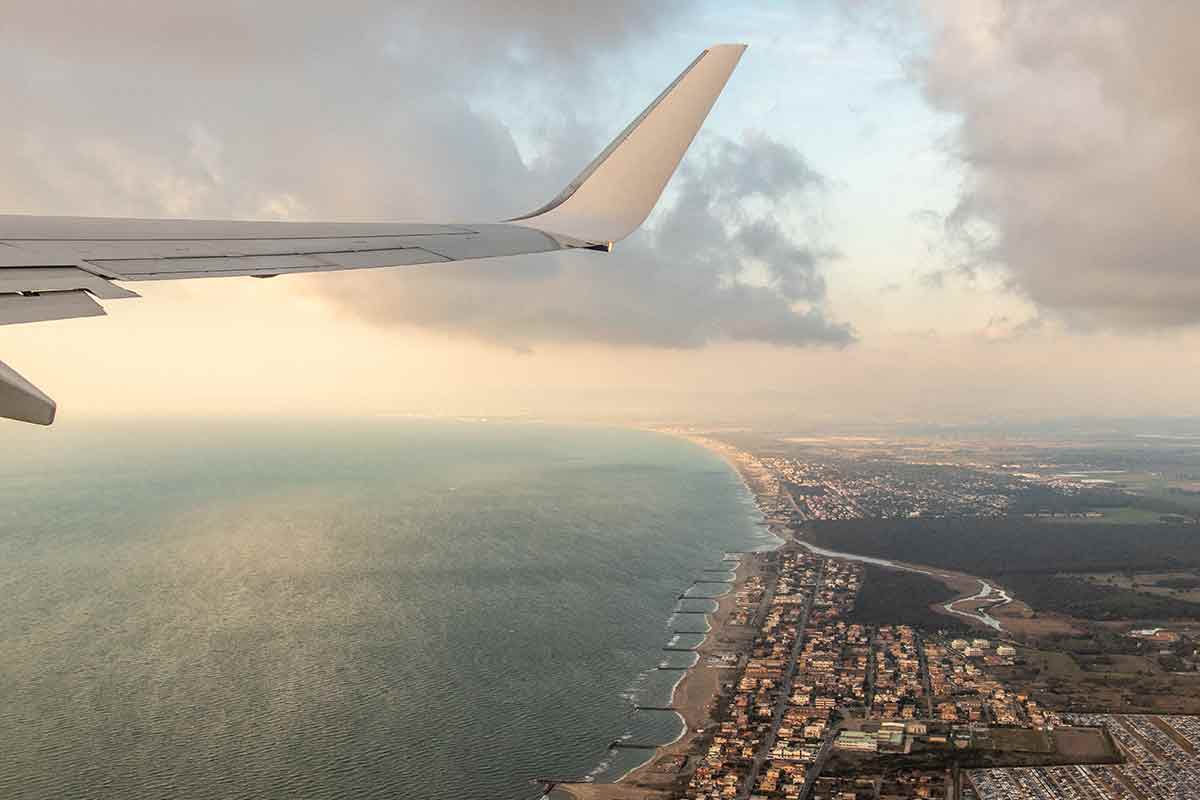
[
  {"xmin": 915, "ymin": 630, "xmax": 935, "ymax": 719},
  {"xmin": 797, "ymin": 731, "xmax": 835, "ymax": 800},
  {"xmin": 779, "ymin": 482, "xmax": 808, "ymax": 522},
  {"xmin": 670, "ymin": 552, "xmax": 779, "ymax": 793},
  {"xmin": 738, "ymin": 558, "xmax": 827, "ymax": 799},
  {"xmin": 865, "ymin": 628, "xmax": 878, "ymax": 710}
]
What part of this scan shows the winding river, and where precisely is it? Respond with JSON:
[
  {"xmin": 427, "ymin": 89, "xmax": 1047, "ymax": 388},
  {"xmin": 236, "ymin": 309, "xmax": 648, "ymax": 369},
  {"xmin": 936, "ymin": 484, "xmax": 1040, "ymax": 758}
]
[{"xmin": 793, "ymin": 538, "xmax": 1011, "ymax": 631}]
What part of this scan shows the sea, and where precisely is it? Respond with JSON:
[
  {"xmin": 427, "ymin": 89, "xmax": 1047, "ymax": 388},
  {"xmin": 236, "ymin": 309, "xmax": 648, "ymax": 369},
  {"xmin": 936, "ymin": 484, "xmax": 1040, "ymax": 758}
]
[{"xmin": 0, "ymin": 419, "xmax": 775, "ymax": 800}]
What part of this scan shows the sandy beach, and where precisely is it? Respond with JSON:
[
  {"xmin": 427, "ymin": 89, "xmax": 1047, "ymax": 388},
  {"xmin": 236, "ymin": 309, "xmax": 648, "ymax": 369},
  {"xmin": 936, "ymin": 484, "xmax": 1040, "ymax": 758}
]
[
  {"xmin": 557, "ymin": 552, "xmax": 762, "ymax": 800},
  {"xmin": 665, "ymin": 430, "xmax": 782, "ymax": 508},
  {"xmin": 549, "ymin": 430, "xmax": 778, "ymax": 800}
]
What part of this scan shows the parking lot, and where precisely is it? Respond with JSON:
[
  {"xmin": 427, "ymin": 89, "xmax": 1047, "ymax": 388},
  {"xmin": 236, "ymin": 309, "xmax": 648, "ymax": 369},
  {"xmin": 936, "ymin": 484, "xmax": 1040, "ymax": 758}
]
[{"xmin": 969, "ymin": 714, "xmax": 1200, "ymax": 800}]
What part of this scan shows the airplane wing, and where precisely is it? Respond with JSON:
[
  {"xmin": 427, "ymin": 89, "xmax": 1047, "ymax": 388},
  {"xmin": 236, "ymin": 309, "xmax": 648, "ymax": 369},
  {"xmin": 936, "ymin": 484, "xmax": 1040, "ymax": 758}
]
[{"xmin": 0, "ymin": 44, "xmax": 746, "ymax": 425}]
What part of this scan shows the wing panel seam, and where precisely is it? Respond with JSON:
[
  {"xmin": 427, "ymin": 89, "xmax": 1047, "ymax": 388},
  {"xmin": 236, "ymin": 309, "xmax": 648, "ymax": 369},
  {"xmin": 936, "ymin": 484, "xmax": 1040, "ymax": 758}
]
[{"xmin": 1, "ymin": 228, "xmax": 479, "ymax": 243}]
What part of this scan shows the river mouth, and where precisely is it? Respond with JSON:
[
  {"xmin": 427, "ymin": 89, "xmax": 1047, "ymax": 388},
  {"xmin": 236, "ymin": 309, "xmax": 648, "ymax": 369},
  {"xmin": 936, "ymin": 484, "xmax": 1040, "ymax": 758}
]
[{"xmin": 792, "ymin": 537, "xmax": 1012, "ymax": 631}]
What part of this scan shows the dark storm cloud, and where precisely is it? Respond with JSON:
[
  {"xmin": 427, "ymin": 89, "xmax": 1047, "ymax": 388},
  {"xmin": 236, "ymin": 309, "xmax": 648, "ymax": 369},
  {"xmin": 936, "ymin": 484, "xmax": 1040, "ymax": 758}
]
[
  {"xmin": 917, "ymin": 0, "xmax": 1200, "ymax": 330},
  {"xmin": 0, "ymin": 2, "xmax": 849, "ymax": 349}
]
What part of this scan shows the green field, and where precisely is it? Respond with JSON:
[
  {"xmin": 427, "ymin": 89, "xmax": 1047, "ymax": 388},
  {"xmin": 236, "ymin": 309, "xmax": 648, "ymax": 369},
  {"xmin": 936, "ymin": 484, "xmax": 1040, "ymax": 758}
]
[
  {"xmin": 1043, "ymin": 507, "xmax": 1179, "ymax": 525},
  {"xmin": 1118, "ymin": 470, "xmax": 1200, "ymax": 514}
]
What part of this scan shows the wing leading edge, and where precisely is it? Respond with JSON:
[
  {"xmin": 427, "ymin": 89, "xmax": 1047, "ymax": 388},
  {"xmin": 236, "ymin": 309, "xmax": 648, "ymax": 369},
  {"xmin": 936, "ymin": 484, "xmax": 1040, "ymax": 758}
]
[{"xmin": 0, "ymin": 44, "xmax": 746, "ymax": 425}]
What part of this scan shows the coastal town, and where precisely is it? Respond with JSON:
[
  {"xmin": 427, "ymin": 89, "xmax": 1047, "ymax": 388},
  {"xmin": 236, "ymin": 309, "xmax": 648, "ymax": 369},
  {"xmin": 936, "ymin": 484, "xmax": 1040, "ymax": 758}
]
[{"xmin": 552, "ymin": 430, "xmax": 1200, "ymax": 800}]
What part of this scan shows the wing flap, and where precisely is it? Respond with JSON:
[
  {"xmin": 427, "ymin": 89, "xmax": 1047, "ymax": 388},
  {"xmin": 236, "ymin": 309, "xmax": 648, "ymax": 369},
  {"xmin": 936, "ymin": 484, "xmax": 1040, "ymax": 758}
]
[
  {"xmin": 317, "ymin": 247, "xmax": 446, "ymax": 270},
  {"xmin": 60, "ymin": 235, "xmax": 453, "ymax": 260},
  {"xmin": 408, "ymin": 226, "xmax": 560, "ymax": 261},
  {"xmin": 0, "ymin": 289, "xmax": 105, "ymax": 326},
  {"xmin": 91, "ymin": 248, "xmax": 448, "ymax": 279},
  {"xmin": 0, "ymin": 267, "xmax": 139, "ymax": 299},
  {"xmin": 0, "ymin": 232, "xmax": 470, "ymax": 277}
]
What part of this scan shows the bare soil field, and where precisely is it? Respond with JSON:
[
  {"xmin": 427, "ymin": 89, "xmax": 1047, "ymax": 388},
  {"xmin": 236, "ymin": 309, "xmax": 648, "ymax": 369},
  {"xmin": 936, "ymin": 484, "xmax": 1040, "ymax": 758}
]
[
  {"xmin": 985, "ymin": 728, "xmax": 1053, "ymax": 753},
  {"xmin": 988, "ymin": 597, "xmax": 1085, "ymax": 638},
  {"xmin": 556, "ymin": 786, "xmax": 668, "ymax": 800},
  {"xmin": 1051, "ymin": 727, "xmax": 1116, "ymax": 762},
  {"xmin": 996, "ymin": 646, "xmax": 1200, "ymax": 714}
]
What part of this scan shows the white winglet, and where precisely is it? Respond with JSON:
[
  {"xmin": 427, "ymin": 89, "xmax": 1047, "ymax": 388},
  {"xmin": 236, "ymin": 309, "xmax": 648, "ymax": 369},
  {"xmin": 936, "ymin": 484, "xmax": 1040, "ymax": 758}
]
[
  {"xmin": 511, "ymin": 44, "xmax": 747, "ymax": 248},
  {"xmin": 0, "ymin": 359, "xmax": 55, "ymax": 425}
]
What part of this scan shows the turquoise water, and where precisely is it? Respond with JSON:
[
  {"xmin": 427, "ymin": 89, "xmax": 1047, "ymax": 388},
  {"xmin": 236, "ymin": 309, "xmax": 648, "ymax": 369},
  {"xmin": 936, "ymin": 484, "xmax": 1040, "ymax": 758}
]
[{"xmin": 0, "ymin": 420, "xmax": 772, "ymax": 799}]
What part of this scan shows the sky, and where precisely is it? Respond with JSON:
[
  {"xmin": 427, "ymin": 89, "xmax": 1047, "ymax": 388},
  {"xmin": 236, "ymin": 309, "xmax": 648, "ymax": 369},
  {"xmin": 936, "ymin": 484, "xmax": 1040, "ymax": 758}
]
[{"xmin": 2, "ymin": 0, "xmax": 1198, "ymax": 426}]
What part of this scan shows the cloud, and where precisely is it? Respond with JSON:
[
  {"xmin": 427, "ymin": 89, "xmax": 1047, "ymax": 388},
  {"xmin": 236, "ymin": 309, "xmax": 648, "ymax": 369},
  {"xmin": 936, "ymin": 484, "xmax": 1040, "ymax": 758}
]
[
  {"xmin": 0, "ymin": 2, "xmax": 849, "ymax": 351},
  {"xmin": 1, "ymin": 2, "xmax": 681, "ymax": 74},
  {"xmin": 979, "ymin": 314, "xmax": 1044, "ymax": 343},
  {"xmin": 917, "ymin": 0, "xmax": 1200, "ymax": 329},
  {"xmin": 0, "ymin": 2, "xmax": 682, "ymax": 219},
  {"xmin": 316, "ymin": 132, "xmax": 855, "ymax": 349}
]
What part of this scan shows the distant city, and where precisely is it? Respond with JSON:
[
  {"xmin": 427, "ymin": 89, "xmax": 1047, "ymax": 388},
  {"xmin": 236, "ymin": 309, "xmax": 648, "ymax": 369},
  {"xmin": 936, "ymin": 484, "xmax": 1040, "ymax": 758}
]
[{"xmin": 557, "ymin": 425, "xmax": 1200, "ymax": 800}]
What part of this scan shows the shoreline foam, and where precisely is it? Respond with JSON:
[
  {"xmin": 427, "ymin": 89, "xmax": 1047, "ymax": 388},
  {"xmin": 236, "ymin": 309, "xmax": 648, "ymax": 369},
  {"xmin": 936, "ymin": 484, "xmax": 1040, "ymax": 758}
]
[
  {"xmin": 558, "ymin": 555, "xmax": 760, "ymax": 800},
  {"xmin": 556, "ymin": 430, "xmax": 780, "ymax": 800}
]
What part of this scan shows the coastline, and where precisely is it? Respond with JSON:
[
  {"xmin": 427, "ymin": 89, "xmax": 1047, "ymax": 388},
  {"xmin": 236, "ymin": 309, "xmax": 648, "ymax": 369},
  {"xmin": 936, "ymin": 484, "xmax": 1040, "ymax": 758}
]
[
  {"xmin": 559, "ymin": 554, "xmax": 762, "ymax": 800},
  {"xmin": 658, "ymin": 426, "xmax": 1023, "ymax": 635},
  {"xmin": 555, "ymin": 430, "xmax": 776, "ymax": 800},
  {"xmin": 559, "ymin": 427, "xmax": 1006, "ymax": 799},
  {"xmin": 654, "ymin": 429, "xmax": 783, "ymax": 517},
  {"xmin": 655, "ymin": 427, "xmax": 1021, "ymax": 635}
]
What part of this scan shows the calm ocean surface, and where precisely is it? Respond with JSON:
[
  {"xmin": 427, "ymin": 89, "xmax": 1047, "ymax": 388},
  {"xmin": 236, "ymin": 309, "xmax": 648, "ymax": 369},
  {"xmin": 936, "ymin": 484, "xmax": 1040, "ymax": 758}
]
[{"xmin": 0, "ymin": 420, "xmax": 773, "ymax": 800}]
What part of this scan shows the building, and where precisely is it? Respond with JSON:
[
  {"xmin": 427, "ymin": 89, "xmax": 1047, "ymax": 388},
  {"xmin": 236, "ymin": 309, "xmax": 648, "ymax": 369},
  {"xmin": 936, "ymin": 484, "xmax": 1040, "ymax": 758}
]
[{"xmin": 835, "ymin": 731, "xmax": 879, "ymax": 753}]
